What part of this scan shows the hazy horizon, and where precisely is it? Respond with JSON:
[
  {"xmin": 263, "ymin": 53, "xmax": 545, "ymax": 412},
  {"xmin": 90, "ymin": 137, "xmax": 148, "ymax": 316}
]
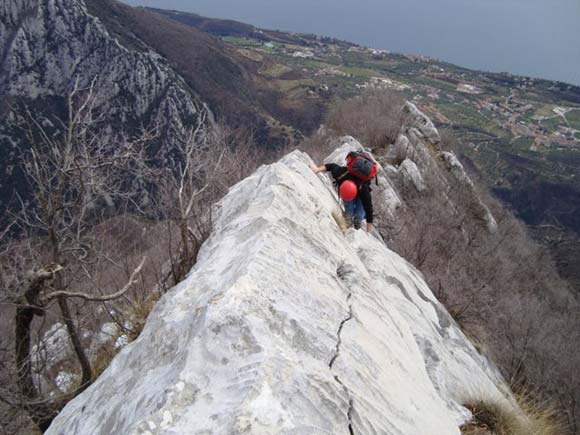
[{"xmin": 122, "ymin": 0, "xmax": 580, "ymax": 86}]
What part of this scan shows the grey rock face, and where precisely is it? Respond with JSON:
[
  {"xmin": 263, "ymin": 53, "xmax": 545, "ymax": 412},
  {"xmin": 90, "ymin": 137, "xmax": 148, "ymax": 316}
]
[
  {"xmin": 400, "ymin": 158, "xmax": 427, "ymax": 192},
  {"xmin": 47, "ymin": 151, "xmax": 514, "ymax": 435},
  {"xmin": 1, "ymin": 0, "xmax": 202, "ymax": 135},
  {"xmin": 378, "ymin": 103, "xmax": 497, "ymax": 235},
  {"xmin": 440, "ymin": 151, "xmax": 498, "ymax": 233},
  {"xmin": 385, "ymin": 133, "xmax": 412, "ymax": 164},
  {"xmin": 324, "ymin": 135, "xmax": 365, "ymax": 164},
  {"xmin": 403, "ymin": 101, "xmax": 441, "ymax": 145},
  {"xmin": 0, "ymin": 0, "xmax": 208, "ymax": 215}
]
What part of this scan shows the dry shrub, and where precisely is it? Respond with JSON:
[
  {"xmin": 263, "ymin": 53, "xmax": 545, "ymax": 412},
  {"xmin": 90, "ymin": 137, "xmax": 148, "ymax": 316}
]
[
  {"xmin": 461, "ymin": 392, "xmax": 562, "ymax": 435},
  {"xmin": 91, "ymin": 344, "xmax": 118, "ymax": 382},
  {"xmin": 299, "ymin": 128, "xmax": 337, "ymax": 164},
  {"xmin": 384, "ymin": 171, "xmax": 580, "ymax": 431},
  {"xmin": 325, "ymin": 89, "xmax": 407, "ymax": 150},
  {"xmin": 123, "ymin": 293, "xmax": 163, "ymax": 343},
  {"xmin": 439, "ymin": 127, "xmax": 459, "ymax": 152}
]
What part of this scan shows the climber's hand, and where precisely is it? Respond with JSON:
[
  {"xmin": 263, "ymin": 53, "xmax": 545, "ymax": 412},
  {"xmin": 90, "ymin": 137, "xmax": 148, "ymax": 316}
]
[{"xmin": 309, "ymin": 164, "xmax": 325, "ymax": 174}]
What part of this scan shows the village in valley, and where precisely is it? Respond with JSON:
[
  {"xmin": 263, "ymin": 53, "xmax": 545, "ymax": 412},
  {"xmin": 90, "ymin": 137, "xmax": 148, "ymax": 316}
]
[
  {"xmin": 150, "ymin": 7, "xmax": 580, "ymax": 191},
  {"xmin": 220, "ymin": 30, "xmax": 580, "ymax": 187},
  {"xmin": 227, "ymin": 31, "xmax": 580, "ymax": 154}
]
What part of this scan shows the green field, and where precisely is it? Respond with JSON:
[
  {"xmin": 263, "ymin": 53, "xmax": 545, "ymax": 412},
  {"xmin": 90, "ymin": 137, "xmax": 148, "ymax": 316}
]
[
  {"xmin": 437, "ymin": 102, "xmax": 507, "ymax": 137},
  {"xmin": 338, "ymin": 65, "xmax": 376, "ymax": 78},
  {"xmin": 511, "ymin": 136, "xmax": 534, "ymax": 150},
  {"xmin": 261, "ymin": 63, "xmax": 292, "ymax": 78},
  {"xmin": 566, "ymin": 109, "xmax": 580, "ymax": 130},
  {"xmin": 222, "ymin": 36, "xmax": 262, "ymax": 47},
  {"xmin": 539, "ymin": 116, "xmax": 564, "ymax": 132}
]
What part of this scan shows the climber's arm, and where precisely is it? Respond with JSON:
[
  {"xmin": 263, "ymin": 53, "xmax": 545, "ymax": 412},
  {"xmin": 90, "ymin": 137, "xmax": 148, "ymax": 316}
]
[{"xmin": 309, "ymin": 164, "xmax": 327, "ymax": 174}]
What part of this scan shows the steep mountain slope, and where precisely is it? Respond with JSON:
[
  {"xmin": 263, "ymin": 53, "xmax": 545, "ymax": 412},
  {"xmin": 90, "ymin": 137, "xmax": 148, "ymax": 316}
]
[
  {"xmin": 0, "ymin": 0, "xmax": 203, "ymax": 133},
  {"xmin": 46, "ymin": 149, "xmax": 516, "ymax": 435},
  {"xmin": 83, "ymin": 0, "xmax": 293, "ymax": 146},
  {"xmin": 0, "ymin": 0, "xmax": 205, "ymax": 212},
  {"xmin": 0, "ymin": 0, "xmax": 325, "ymax": 214},
  {"xmin": 120, "ymin": 5, "xmax": 330, "ymax": 136}
]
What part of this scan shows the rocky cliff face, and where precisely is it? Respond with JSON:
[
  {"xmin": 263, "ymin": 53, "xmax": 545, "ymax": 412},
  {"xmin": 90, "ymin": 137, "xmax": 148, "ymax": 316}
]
[
  {"xmin": 46, "ymin": 148, "xmax": 516, "ymax": 434},
  {"xmin": 1, "ymin": 0, "xmax": 202, "ymax": 130},
  {"xmin": 0, "ymin": 0, "xmax": 206, "ymax": 207}
]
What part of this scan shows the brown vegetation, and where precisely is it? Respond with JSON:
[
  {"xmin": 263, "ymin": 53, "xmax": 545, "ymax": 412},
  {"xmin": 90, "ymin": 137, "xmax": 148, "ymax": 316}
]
[
  {"xmin": 383, "ymin": 128, "xmax": 580, "ymax": 435},
  {"xmin": 85, "ymin": 0, "xmax": 314, "ymax": 146},
  {"xmin": 461, "ymin": 392, "xmax": 562, "ymax": 435},
  {"xmin": 325, "ymin": 89, "xmax": 408, "ymax": 150}
]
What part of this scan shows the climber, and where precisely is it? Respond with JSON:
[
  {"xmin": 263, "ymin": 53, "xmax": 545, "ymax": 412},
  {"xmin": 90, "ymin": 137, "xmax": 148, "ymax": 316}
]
[{"xmin": 309, "ymin": 151, "xmax": 376, "ymax": 232}]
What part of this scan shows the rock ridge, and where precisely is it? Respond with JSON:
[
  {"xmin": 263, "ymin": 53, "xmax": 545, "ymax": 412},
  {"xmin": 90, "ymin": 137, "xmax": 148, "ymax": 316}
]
[{"xmin": 47, "ymin": 149, "xmax": 515, "ymax": 435}]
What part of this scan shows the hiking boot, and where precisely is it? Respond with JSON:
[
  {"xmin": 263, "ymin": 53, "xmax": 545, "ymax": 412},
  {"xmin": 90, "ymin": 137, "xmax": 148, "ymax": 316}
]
[{"xmin": 353, "ymin": 221, "xmax": 361, "ymax": 230}]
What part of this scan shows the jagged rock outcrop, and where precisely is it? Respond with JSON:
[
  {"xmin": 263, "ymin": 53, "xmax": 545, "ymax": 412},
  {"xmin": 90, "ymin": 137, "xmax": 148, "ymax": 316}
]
[
  {"xmin": 440, "ymin": 152, "xmax": 498, "ymax": 232},
  {"xmin": 399, "ymin": 159, "xmax": 426, "ymax": 192},
  {"xmin": 379, "ymin": 104, "xmax": 497, "ymax": 233},
  {"xmin": 323, "ymin": 111, "xmax": 496, "ymax": 234},
  {"xmin": 1, "ymin": 0, "xmax": 203, "ymax": 133},
  {"xmin": 31, "ymin": 320, "xmax": 125, "ymax": 394},
  {"xmin": 47, "ymin": 150, "xmax": 515, "ymax": 435},
  {"xmin": 403, "ymin": 102, "xmax": 440, "ymax": 145},
  {"xmin": 385, "ymin": 133, "xmax": 412, "ymax": 165}
]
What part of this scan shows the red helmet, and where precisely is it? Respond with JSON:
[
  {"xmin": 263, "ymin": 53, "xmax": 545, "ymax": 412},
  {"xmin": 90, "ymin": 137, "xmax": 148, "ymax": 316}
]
[{"xmin": 339, "ymin": 180, "xmax": 358, "ymax": 201}]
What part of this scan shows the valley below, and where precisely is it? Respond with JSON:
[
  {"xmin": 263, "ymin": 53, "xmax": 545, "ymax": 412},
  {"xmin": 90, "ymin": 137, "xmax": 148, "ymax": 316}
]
[{"xmin": 152, "ymin": 7, "xmax": 580, "ymax": 288}]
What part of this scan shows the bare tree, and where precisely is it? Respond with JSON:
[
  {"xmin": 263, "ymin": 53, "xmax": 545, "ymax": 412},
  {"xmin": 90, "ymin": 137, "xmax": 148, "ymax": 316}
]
[
  {"xmin": 1, "ymin": 79, "xmax": 151, "ymax": 431},
  {"xmin": 154, "ymin": 115, "xmax": 257, "ymax": 286}
]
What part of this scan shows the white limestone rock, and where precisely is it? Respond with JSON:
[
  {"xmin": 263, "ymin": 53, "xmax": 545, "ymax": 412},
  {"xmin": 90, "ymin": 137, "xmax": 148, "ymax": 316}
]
[
  {"xmin": 114, "ymin": 334, "xmax": 129, "ymax": 350},
  {"xmin": 31, "ymin": 323, "xmax": 76, "ymax": 394},
  {"xmin": 31, "ymin": 323, "xmax": 70, "ymax": 373},
  {"xmin": 55, "ymin": 371, "xmax": 75, "ymax": 393},
  {"xmin": 385, "ymin": 134, "xmax": 412, "ymax": 164},
  {"xmin": 376, "ymin": 173, "xmax": 404, "ymax": 220},
  {"xmin": 88, "ymin": 322, "xmax": 121, "ymax": 358},
  {"xmin": 400, "ymin": 158, "xmax": 427, "ymax": 192},
  {"xmin": 324, "ymin": 135, "xmax": 365, "ymax": 164},
  {"xmin": 47, "ymin": 150, "xmax": 515, "ymax": 435}
]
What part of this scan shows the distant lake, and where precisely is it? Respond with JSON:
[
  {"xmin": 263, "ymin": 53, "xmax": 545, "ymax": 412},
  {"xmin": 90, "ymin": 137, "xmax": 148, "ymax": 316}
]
[{"xmin": 124, "ymin": 0, "xmax": 580, "ymax": 86}]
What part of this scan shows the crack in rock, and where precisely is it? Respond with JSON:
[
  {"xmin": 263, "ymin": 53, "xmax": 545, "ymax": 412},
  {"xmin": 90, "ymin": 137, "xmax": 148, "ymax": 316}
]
[
  {"xmin": 329, "ymin": 292, "xmax": 356, "ymax": 434},
  {"xmin": 347, "ymin": 398, "xmax": 355, "ymax": 435},
  {"xmin": 329, "ymin": 294, "xmax": 353, "ymax": 369}
]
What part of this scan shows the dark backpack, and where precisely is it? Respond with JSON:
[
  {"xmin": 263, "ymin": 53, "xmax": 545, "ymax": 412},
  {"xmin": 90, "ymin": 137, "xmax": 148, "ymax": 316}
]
[{"xmin": 346, "ymin": 151, "xmax": 378, "ymax": 182}]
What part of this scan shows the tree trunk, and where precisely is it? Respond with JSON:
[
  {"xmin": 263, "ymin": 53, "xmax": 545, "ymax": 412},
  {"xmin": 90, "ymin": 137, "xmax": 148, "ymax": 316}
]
[
  {"xmin": 180, "ymin": 216, "xmax": 191, "ymax": 266},
  {"xmin": 57, "ymin": 296, "xmax": 92, "ymax": 393},
  {"xmin": 15, "ymin": 306, "xmax": 59, "ymax": 431}
]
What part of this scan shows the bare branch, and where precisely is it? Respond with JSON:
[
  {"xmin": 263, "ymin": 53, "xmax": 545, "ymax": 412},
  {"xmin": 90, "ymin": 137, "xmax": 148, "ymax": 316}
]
[{"xmin": 44, "ymin": 256, "xmax": 146, "ymax": 302}]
